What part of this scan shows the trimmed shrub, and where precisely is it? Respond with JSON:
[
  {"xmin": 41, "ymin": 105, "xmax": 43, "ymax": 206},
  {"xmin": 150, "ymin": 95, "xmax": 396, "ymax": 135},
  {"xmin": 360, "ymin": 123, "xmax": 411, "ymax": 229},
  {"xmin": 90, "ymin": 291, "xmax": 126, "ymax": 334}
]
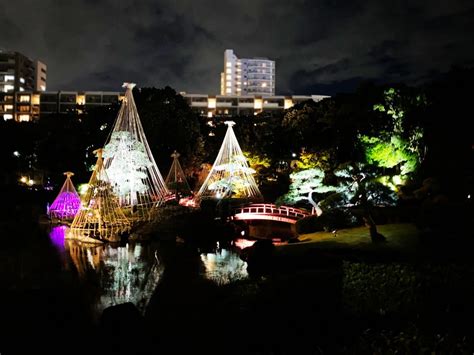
[{"xmin": 296, "ymin": 209, "xmax": 358, "ymax": 234}]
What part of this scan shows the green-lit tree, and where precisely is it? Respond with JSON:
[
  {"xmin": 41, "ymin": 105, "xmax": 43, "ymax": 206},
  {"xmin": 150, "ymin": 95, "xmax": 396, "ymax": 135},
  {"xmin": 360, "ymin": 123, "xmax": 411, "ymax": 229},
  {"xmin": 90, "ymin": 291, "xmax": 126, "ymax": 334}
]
[
  {"xmin": 332, "ymin": 162, "xmax": 397, "ymax": 242},
  {"xmin": 360, "ymin": 88, "xmax": 426, "ymax": 184}
]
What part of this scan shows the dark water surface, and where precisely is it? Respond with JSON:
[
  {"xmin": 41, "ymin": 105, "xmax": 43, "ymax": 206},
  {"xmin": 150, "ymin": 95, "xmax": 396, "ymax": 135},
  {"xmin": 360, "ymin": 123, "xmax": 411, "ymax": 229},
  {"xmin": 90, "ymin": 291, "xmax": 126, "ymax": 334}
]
[{"xmin": 48, "ymin": 225, "xmax": 248, "ymax": 318}]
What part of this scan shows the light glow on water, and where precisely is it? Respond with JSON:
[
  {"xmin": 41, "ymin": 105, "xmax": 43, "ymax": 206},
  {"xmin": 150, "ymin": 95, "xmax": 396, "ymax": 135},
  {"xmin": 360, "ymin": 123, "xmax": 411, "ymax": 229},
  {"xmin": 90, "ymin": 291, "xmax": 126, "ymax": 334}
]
[
  {"xmin": 65, "ymin": 240, "xmax": 164, "ymax": 317},
  {"xmin": 49, "ymin": 225, "xmax": 67, "ymax": 251},
  {"xmin": 200, "ymin": 247, "xmax": 248, "ymax": 285}
]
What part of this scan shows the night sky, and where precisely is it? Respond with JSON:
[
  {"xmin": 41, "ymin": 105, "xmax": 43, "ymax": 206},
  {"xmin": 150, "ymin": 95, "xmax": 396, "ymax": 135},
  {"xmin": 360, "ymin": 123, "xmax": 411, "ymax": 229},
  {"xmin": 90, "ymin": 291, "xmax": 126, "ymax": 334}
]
[{"xmin": 1, "ymin": 0, "xmax": 473, "ymax": 95}]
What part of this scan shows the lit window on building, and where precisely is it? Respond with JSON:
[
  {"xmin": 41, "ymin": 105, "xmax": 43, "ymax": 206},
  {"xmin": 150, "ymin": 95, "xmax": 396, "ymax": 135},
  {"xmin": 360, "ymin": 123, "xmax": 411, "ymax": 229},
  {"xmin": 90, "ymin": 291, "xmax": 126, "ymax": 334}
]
[
  {"xmin": 19, "ymin": 95, "xmax": 30, "ymax": 103},
  {"xmin": 226, "ymin": 88, "xmax": 232, "ymax": 94},
  {"xmin": 226, "ymin": 62, "xmax": 232, "ymax": 67},
  {"xmin": 19, "ymin": 87, "xmax": 25, "ymax": 92},
  {"xmin": 262, "ymin": 82, "xmax": 267, "ymax": 87},
  {"xmin": 226, "ymin": 68, "xmax": 232, "ymax": 74},
  {"xmin": 20, "ymin": 77, "xmax": 25, "ymax": 84},
  {"xmin": 208, "ymin": 98, "xmax": 216, "ymax": 109},
  {"xmin": 226, "ymin": 74, "xmax": 232, "ymax": 80},
  {"xmin": 3, "ymin": 114, "xmax": 13, "ymax": 120},
  {"xmin": 40, "ymin": 85, "xmax": 46, "ymax": 91},
  {"xmin": 4, "ymin": 104, "xmax": 13, "ymax": 110},
  {"xmin": 18, "ymin": 114, "xmax": 30, "ymax": 122},
  {"xmin": 5, "ymin": 75, "xmax": 14, "ymax": 81},
  {"xmin": 4, "ymin": 84, "xmax": 14, "ymax": 92},
  {"xmin": 76, "ymin": 95, "xmax": 86, "ymax": 105}
]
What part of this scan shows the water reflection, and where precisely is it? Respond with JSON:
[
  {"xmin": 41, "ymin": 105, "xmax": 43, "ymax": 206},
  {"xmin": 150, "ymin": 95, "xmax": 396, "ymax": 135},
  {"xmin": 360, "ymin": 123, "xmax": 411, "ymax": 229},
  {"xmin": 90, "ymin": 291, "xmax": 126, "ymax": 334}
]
[
  {"xmin": 47, "ymin": 227, "xmax": 248, "ymax": 318},
  {"xmin": 64, "ymin": 239, "xmax": 164, "ymax": 316},
  {"xmin": 200, "ymin": 247, "xmax": 248, "ymax": 285},
  {"xmin": 49, "ymin": 225, "xmax": 67, "ymax": 252}
]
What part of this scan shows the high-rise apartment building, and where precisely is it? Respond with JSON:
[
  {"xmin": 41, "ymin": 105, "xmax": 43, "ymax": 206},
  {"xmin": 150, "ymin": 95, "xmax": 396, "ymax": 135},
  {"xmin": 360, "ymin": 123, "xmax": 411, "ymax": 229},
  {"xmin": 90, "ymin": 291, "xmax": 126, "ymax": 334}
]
[
  {"xmin": 35, "ymin": 61, "xmax": 47, "ymax": 92},
  {"xmin": 0, "ymin": 50, "xmax": 47, "ymax": 120},
  {"xmin": 0, "ymin": 50, "xmax": 46, "ymax": 92},
  {"xmin": 221, "ymin": 49, "xmax": 275, "ymax": 96}
]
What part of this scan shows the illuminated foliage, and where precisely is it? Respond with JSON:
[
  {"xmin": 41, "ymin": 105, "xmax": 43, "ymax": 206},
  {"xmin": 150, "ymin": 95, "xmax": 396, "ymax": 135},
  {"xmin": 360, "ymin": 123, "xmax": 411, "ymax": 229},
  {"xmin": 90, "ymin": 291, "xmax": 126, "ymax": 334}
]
[
  {"xmin": 244, "ymin": 151, "xmax": 271, "ymax": 172},
  {"xmin": 359, "ymin": 135, "xmax": 417, "ymax": 176},
  {"xmin": 293, "ymin": 150, "xmax": 334, "ymax": 172},
  {"xmin": 103, "ymin": 131, "xmax": 153, "ymax": 205},
  {"xmin": 277, "ymin": 168, "xmax": 337, "ymax": 215},
  {"xmin": 243, "ymin": 151, "xmax": 272, "ymax": 185},
  {"xmin": 333, "ymin": 162, "xmax": 397, "ymax": 207},
  {"xmin": 360, "ymin": 88, "xmax": 426, "ymax": 180},
  {"xmin": 330, "ymin": 162, "xmax": 396, "ymax": 243}
]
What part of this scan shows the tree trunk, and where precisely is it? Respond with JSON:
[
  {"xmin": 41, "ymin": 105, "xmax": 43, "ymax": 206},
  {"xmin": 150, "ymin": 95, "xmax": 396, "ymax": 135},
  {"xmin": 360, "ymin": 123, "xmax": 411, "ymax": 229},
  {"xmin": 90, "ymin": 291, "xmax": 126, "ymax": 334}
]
[
  {"xmin": 362, "ymin": 206, "xmax": 386, "ymax": 243},
  {"xmin": 307, "ymin": 191, "xmax": 323, "ymax": 216}
]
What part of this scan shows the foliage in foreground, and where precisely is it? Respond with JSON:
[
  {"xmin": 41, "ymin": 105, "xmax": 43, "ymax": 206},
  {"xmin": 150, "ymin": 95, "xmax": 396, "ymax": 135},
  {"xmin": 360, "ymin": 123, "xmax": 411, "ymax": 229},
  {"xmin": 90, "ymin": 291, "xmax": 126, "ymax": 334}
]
[{"xmin": 342, "ymin": 261, "xmax": 474, "ymax": 317}]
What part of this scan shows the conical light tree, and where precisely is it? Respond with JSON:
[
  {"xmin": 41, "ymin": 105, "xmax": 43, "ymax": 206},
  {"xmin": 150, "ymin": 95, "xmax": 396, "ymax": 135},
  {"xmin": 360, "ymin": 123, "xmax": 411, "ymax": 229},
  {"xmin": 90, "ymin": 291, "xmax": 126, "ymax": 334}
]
[
  {"xmin": 49, "ymin": 171, "xmax": 81, "ymax": 220},
  {"xmin": 165, "ymin": 150, "xmax": 192, "ymax": 199},
  {"xmin": 196, "ymin": 121, "xmax": 262, "ymax": 200},
  {"xmin": 103, "ymin": 83, "xmax": 169, "ymax": 220},
  {"xmin": 68, "ymin": 149, "xmax": 131, "ymax": 243}
]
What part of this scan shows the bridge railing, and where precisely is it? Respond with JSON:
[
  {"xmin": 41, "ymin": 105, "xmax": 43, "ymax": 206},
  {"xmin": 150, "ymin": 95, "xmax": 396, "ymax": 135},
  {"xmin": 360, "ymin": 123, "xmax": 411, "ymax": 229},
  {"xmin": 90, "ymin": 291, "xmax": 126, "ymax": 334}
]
[{"xmin": 234, "ymin": 203, "xmax": 311, "ymax": 219}]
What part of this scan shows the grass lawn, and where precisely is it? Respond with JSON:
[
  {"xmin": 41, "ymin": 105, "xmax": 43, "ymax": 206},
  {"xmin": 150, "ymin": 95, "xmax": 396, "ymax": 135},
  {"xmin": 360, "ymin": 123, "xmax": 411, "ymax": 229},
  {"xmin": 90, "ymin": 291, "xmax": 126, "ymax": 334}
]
[{"xmin": 276, "ymin": 223, "xmax": 420, "ymax": 257}]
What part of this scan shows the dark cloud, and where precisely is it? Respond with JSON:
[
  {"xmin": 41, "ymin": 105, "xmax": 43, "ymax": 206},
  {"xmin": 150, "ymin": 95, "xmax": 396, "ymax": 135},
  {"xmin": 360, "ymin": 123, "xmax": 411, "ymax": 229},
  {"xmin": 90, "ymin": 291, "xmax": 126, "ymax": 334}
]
[{"xmin": 1, "ymin": 0, "xmax": 473, "ymax": 94}]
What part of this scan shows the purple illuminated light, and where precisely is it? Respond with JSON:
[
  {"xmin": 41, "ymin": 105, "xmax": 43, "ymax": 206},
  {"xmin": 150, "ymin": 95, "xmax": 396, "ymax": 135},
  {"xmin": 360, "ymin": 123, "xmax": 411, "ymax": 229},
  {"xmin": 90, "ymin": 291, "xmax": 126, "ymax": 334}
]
[
  {"xmin": 49, "ymin": 191, "xmax": 81, "ymax": 219},
  {"xmin": 49, "ymin": 225, "xmax": 67, "ymax": 250}
]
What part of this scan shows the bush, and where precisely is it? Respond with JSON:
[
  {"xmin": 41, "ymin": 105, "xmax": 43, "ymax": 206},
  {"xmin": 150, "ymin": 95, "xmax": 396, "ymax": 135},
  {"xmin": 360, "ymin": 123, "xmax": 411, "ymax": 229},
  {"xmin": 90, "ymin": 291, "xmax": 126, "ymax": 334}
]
[
  {"xmin": 296, "ymin": 209, "xmax": 358, "ymax": 234},
  {"xmin": 342, "ymin": 262, "xmax": 421, "ymax": 316},
  {"xmin": 342, "ymin": 261, "xmax": 474, "ymax": 318}
]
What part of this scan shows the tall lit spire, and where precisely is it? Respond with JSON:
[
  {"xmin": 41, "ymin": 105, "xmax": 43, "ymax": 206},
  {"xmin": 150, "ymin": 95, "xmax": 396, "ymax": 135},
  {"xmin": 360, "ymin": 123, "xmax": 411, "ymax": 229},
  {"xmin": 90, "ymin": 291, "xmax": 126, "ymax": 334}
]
[
  {"xmin": 49, "ymin": 171, "xmax": 81, "ymax": 220},
  {"xmin": 103, "ymin": 83, "xmax": 169, "ymax": 221},
  {"xmin": 196, "ymin": 121, "xmax": 262, "ymax": 200},
  {"xmin": 68, "ymin": 149, "xmax": 130, "ymax": 243}
]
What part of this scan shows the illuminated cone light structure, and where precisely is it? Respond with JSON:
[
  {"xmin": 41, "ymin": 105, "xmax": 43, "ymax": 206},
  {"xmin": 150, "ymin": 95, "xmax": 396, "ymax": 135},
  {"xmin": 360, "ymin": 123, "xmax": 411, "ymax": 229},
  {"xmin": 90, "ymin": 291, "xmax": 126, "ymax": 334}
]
[
  {"xmin": 103, "ymin": 83, "xmax": 169, "ymax": 220},
  {"xmin": 49, "ymin": 171, "xmax": 81, "ymax": 220},
  {"xmin": 68, "ymin": 149, "xmax": 130, "ymax": 243},
  {"xmin": 196, "ymin": 121, "xmax": 262, "ymax": 200},
  {"xmin": 165, "ymin": 150, "xmax": 192, "ymax": 199}
]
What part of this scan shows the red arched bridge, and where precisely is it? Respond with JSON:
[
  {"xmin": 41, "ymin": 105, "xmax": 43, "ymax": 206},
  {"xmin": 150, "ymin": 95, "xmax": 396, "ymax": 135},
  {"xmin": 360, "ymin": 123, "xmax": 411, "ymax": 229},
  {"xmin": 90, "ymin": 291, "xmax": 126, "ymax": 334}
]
[{"xmin": 231, "ymin": 204, "xmax": 312, "ymax": 224}]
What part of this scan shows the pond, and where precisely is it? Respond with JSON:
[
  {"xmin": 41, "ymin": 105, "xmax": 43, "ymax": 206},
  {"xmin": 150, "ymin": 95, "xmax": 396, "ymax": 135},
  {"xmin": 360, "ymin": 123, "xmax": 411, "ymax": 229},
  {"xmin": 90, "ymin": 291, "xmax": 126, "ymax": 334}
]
[{"xmin": 48, "ymin": 225, "xmax": 249, "ymax": 318}]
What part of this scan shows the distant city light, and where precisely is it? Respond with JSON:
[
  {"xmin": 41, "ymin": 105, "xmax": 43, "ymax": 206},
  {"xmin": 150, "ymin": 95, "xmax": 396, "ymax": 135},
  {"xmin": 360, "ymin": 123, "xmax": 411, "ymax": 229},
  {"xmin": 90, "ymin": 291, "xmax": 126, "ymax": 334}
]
[
  {"xmin": 27, "ymin": 179, "xmax": 34, "ymax": 186},
  {"xmin": 13, "ymin": 151, "xmax": 20, "ymax": 157},
  {"xmin": 20, "ymin": 176, "xmax": 27, "ymax": 183}
]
